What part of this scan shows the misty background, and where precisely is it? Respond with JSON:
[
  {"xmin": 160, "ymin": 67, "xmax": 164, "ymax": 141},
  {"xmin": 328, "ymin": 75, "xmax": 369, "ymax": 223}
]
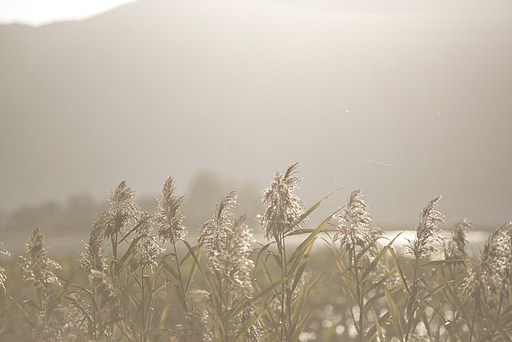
[{"xmin": 1, "ymin": 0, "xmax": 511, "ymax": 253}]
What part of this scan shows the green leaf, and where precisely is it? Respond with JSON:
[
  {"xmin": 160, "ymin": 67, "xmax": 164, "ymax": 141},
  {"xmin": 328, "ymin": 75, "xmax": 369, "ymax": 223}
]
[
  {"xmin": 185, "ymin": 243, "xmax": 203, "ymax": 292},
  {"xmin": 440, "ymin": 272, "xmax": 470, "ymax": 327},
  {"xmin": 486, "ymin": 314, "xmax": 511, "ymax": 342},
  {"xmin": 12, "ymin": 298, "xmax": 36, "ymax": 329},
  {"xmin": 232, "ymin": 300, "xmax": 271, "ymax": 342},
  {"xmin": 288, "ymin": 213, "xmax": 334, "ymax": 268},
  {"xmin": 226, "ymin": 276, "xmax": 290, "ymax": 321},
  {"xmin": 117, "ymin": 235, "xmax": 144, "ymax": 272},
  {"xmin": 64, "ymin": 295, "xmax": 93, "ymax": 327},
  {"xmin": 19, "ymin": 299, "xmax": 40, "ymax": 311},
  {"xmin": 371, "ymin": 308, "xmax": 386, "ymax": 342},
  {"xmin": 419, "ymin": 259, "xmax": 463, "ymax": 268},
  {"xmin": 174, "ymin": 283, "xmax": 188, "ymax": 312},
  {"xmin": 288, "ymin": 187, "xmax": 344, "ymax": 234},
  {"xmin": 421, "ymin": 284, "xmax": 445, "ymax": 301},
  {"xmin": 289, "ymin": 240, "xmax": 314, "ymax": 293},
  {"xmin": 152, "ymin": 305, "xmax": 171, "ymax": 342},
  {"xmin": 179, "ymin": 240, "xmax": 201, "ymax": 267},
  {"xmin": 291, "ymin": 270, "xmax": 312, "ymax": 329},
  {"xmin": 0, "ymin": 306, "xmax": 13, "ymax": 321},
  {"xmin": 360, "ymin": 243, "xmax": 387, "ymax": 281},
  {"xmin": 116, "ymin": 320, "xmax": 136, "ymax": 342},
  {"xmin": 163, "ymin": 261, "xmax": 180, "ymax": 280},
  {"xmin": 253, "ymin": 242, "xmax": 272, "ymax": 271},
  {"xmin": 384, "ymin": 285, "xmax": 403, "ymax": 342},
  {"xmin": 364, "ymin": 311, "xmax": 391, "ymax": 342},
  {"xmin": 151, "ymin": 254, "xmax": 170, "ymax": 290},
  {"xmin": 292, "ymin": 305, "xmax": 319, "ymax": 342},
  {"xmin": 118, "ymin": 215, "xmax": 152, "ymax": 244},
  {"xmin": 361, "ymin": 233, "xmax": 402, "ymax": 282},
  {"xmin": 386, "ymin": 245, "xmax": 410, "ymax": 294},
  {"xmin": 182, "ymin": 241, "xmax": 203, "ymax": 275}
]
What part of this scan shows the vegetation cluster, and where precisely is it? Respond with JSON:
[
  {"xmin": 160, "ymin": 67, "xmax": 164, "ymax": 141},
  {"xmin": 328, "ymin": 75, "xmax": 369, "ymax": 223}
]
[{"xmin": 0, "ymin": 163, "xmax": 511, "ymax": 342}]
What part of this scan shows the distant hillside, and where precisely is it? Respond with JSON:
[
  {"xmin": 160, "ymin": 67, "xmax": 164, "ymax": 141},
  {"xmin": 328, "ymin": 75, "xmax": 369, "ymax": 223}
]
[{"xmin": 1, "ymin": 0, "xmax": 511, "ymax": 230}]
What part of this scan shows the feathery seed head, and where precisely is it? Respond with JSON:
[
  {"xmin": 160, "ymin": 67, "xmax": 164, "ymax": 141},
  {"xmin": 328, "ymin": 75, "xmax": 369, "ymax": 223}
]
[
  {"xmin": 261, "ymin": 162, "xmax": 305, "ymax": 240},
  {"xmin": 104, "ymin": 181, "xmax": 140, "ymax": 238},
  {"xmin": 199, "ymin": 191, "xmax": 238, "ymax": 257},
  {"xmin": 80, "ymin": 213, "xmax": 108, "ymax": 271},
  {"xmin": 0, "ymin": 244, "xmax": 9, "ymax": 292},
  {"xmin": 155, "ymin": 176, "xmax": 187, "ymax": 245},
  {"xmin": 404, "ymin": 195, "xmax": 444, "ymax": 259},
  {"xmin": 89, "ymin": 270, "xmax": 121, "ymax": 321},
  {"xmin": 0, "ymin": 266, "xmax": 6, "ymax": 293},
  {"xmin": 213, "ymin": 213, "xmax": 255, "ymax": 300},
  {"xmin": 444, "ymin": 218, "xmax": 472, "ymax": 260},
  {"xmin": 239, "ymin": 306, "xmax": 264, "ymax": 342},
  {"xmin": 334, "ymin": 189, "xmax": 375, "ymax": 252},
  {"xmin": 19, "ymin": 226, "xmax": 61, "ymax": 288},
  {"xmin": 176, "ymin": 290, "xmax": 214, "ymax": 342},
  {"xmin": 461, "ymin": 223, "xmax": 512, "ymax": 308},
  {"xmin": 127, "ymin": 212, "xmax": 165, "ymax": 272}
]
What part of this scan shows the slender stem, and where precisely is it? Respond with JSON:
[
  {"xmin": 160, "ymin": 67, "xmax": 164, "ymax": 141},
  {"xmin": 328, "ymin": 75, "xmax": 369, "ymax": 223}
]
[
  {"xmin": 276, "ymin": 232, "xmax": 286, "ymax": 342},
  {"xmin": 141, "ymin": 267, "xmax": 146, "ymax": 342},
  {"xmin": 173, "ymin": 243, "xmax": 185, "ymax": 296},
  {"xmin": 355, "ymin": 253, "xmax": 364, "ymax": 342},
  {"xmin": 405, "ymin": 258, "xmax": 419, "ymax": 342},
  {"xmin": 469, "ymin": 295, "xmax": 478, "ymax": 342}
]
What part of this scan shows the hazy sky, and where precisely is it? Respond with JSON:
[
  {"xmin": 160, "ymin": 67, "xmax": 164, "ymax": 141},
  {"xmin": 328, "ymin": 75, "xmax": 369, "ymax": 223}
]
[
  {"xmin": 1, "ymin": 0, "xmax": 511, "ymax": 229},
  {"xmin": 0, "ymin": 0, "xmax": 135, "ymax": 26}
]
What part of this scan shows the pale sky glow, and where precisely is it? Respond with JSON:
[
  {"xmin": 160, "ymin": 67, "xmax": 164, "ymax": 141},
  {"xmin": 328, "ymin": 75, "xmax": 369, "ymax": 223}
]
[
  {"xmin": 0, "ymin": 0, "xmax": 137, "ymax": 26},
  {"xmin": 0, "ymin": 0, "xmax": 511, "ymax": 234}
]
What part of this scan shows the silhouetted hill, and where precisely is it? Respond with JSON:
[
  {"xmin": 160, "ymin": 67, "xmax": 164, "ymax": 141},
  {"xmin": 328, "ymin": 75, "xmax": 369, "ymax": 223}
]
[{"xmin": 1, "ymin": 0, "xmax": 511, "ymax": 232}]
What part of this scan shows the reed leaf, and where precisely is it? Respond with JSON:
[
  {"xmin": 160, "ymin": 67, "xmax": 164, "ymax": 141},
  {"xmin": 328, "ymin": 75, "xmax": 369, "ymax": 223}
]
[
  {"xmin": 485, "ymin": 314, "xmax": 511, "ymax": 342},
  {"xmin": 364, "ymin": 310, "xmax": 391, "ymax": 342},
  {"xmin": 226, "ymin": 276, "xmax": 289, "ymax": 321},
  {"xmin": 163, "ymin": 261, "xmax": 180, "ymax": 280},
  {"xmin": 287, "ymin": 213, "xmax": 334, "ymax": 268},
  {"xmin": 290, "ymin": 241, "xmax": 314, "ymax": 293},
  {"xmin": 384, "ymin": 285, "xmax": 404, "ymax": 342},
  {"xmin": 185, "ymin": 243, "xmax": 202, "ymax": 292},
  {"xmin": 292, "ymin": 305, "xmax": 319, "ymax": 342},
  {"xmin": 386, "ymin": 245, "xmax": 410, "ymax": 294},
  {"xmin": 116, "ymin": 320, "xmax": 136, "ymax": 342},
  {"xmin": 117, "ymin": 235, "xmax": 144, "ymax": 272},
  {"xmin": 232, "ymin": 301, "xmax": 270, "ymax": 342},
  {"xmin": 291, "ymin": 269, "xmax": 312, "ymax": 329},
  {"xmin": 174, "ymin": 283, "xmax": 187, "ymax": 312},
  {"xmin": 152, "ymin": 305, "xmax": 171, "ymax": 342},
  {"xmin": 372, "ymin": 308, "xmax": 386, "ymax": 342},
  {"xmin": 12, "ymin": 298, "xmax": 36, "ymax": 329}
]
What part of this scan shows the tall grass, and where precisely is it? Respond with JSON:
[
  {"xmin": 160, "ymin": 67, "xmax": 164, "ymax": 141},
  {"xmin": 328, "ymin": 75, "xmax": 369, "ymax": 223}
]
[{"xmin": 0, "ymin": 163, "xmax": 511, "ymax": 342}]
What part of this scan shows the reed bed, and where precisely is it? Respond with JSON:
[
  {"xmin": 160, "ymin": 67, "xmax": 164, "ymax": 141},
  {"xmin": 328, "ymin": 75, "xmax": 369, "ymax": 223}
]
[{"xmin": 0, "ymin": 163, "xmax": 511, "ymax": 342}]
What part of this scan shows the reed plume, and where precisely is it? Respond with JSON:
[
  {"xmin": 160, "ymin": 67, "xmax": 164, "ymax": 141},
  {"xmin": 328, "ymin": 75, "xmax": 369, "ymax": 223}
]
[
  {"xmin": 80, "ymin": 212, "xmax": 108, "ymax": 271},
  {"xmin": 199, "ymin": 190, "xmax": 238, "ymax": 257},
  {"xmin": 154, "ymin": 176, "xmax": 187, "ymax": 245},
  {"xmin": 199, "ymin": 192, "xmax": 263, "ymax": 341},
  {"xmin": 444, "ymin": 218, "xmax": 472, "ymax": 260},
  {"xmin": 89, "ymin": 269, "xmax": 121, "ymax": 323},
  {"xmin": 334, "ymin": 189, "xmax": 377, "ymax": 254},
  {"xmin": 175, "ymin": 290, "xmax": 214, "ymax": 342},
  {"xmin": 404, "ymin": 195, "xmax": 444, "ymax": 258},
  {"xmin": 18, "ymin": 226, "xmax": 61, "ymax": 288},
  {"xmin": 104, "ymin": 180, "xmax": 140, "ymax": 239},
  {"xmin": 0, "ymin": 243, "xmax": 9, "ymax": 292},
  {"xmin": 261, "ymin": 162, "xmax": 305, "ymax": 240},
  {"xmin": 127, "ymin": 211, "xmax": 165, "ymax": 273},
  {"xmin": 461, "ymin": 222, "xmax": 512, "ymax": 307}
]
